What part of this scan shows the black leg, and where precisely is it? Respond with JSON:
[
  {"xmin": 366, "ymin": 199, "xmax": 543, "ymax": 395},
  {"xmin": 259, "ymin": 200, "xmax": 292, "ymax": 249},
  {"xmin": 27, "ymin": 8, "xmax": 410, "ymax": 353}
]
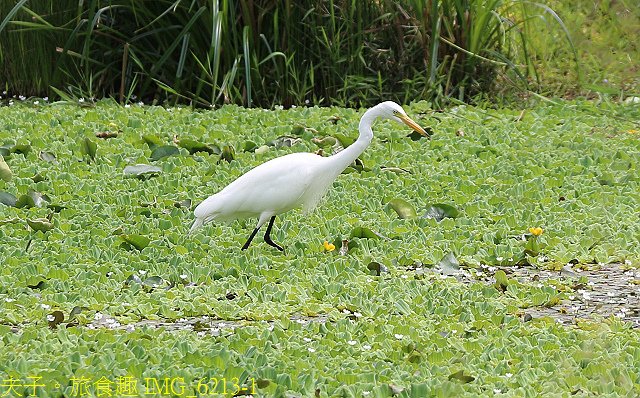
[
  {"xmin": 263, "ymin": 216, "xmax": 284, "ymax": 251},
  {"xmin": 241, "ymin": 226, "xmax": 262, "ymax": 250}
]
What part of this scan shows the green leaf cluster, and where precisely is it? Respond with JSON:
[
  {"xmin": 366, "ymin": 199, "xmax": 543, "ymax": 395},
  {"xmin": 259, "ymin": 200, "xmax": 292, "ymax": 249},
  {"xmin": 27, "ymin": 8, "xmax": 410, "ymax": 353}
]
[{"xmin": 1, "ymin": 101, "xmax": 639, "ymax": 396}]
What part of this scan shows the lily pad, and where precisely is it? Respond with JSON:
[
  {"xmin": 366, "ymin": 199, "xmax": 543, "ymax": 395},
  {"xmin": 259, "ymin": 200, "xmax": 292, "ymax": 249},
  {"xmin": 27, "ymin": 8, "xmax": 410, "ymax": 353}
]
[
  {"xmin": 367, "ymin": 262, "xmax": 390, "ymax": 276},
  {"xmin": 150, "ymin": 145, "xmax": 180, "ymax": 161},
  {"xmin": 334, "ymin": 133, "xmax": 356, "ymax": 147},
  {"xmin": 0, "ymin": 156, "xmax": 12, "ymax": 182},
  {"xmin": 175, "ymin": 136, "xmax": 215, "ymax": 155},
  {"xmin": 31, "ymin": 173, "xmax": 46, "ymax": 183},
  {"xmin": 243, "ymin": 141, "xmax": 258, "ymax": 152},
  {"xmin": 388, "ymin": 198, "xmax": 417, "ymax": 219},
  {"xmin": 39, "ymin": 151, "xmax": 59, "ymax": 165},
  {"xmin": 494, "ymin": 270, "xmax": 509, "ymax": 291},
  {"xmin": 438, "ymin": 252, "xmax": 460, "ymax": 276},
  {"xmin": 27, "ymin": 218, "xmax": 55, "ymax": 232},
  {"xmin": 350, "ymin": 227, "xmax": 387, "ymax": 239},
  {"xmin": 142, "ymin": 135, "xmax": 164, "ymax": 149},
  {"xmin": 11, "ymin": 143, "xmax": 32, "ymax": 156},
  {"xmin": 220, "ymin": 145, "xmax": 235, "ymax": 163},
  {"xmin": 0, "ymin": 191, "xmax": 17, "ymax": 207},
  {"xmin": 16, "ymin": 189, "xmax": 49, "ymax": 208},
  {"xmin": 48, "ymin": 310, "xmax": 64, "ymax": 329},
  {"xmin": 423, "ymin": 204, "xmax": 459, "ymax": 222},
  {"xmin": 125, "ymin": 274, "xmax": 143, "ymax": 285},
  {"xmin": 448, "ymin": 370, "xmax": 475, "ymax": 383},
  {"xmin": 120, "ymin": 234, "xmax": 150, "ymax": 251},
  {"xmin": 69, "ymin": 306, "xmax": 84, "ymax": 321},
  {"xmin": 15, "ymin": 194, "xmax": 35, "ymax": 208},
  {"xmin": 123, "ymin": 164, "xmax": 162, "ymax": 179},
  {"xmin": 143, "ymin": 276, "xmax": 165, "ymax": 288}
]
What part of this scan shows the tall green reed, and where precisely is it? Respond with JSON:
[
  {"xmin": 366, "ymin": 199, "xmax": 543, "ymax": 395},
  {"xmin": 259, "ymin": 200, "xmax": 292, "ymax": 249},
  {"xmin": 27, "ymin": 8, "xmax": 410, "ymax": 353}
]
[{"xmin": 0, "ymin": 0, "xmax": 576, "ymax": 108}]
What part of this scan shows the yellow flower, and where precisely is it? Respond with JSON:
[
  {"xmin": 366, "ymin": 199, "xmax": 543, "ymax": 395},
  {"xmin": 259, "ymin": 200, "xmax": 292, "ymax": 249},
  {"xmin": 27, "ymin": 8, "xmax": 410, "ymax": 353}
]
[
  {"xmin": 323, "ymin": 241, "xmax": 336, "ymax": 251},
  {"xmin": 528, "ymin": 227, "xmax": 543, "ymax": 236},
  {"xmin": 108, "ymin": 122, "xmax": 117, "ymax": 127},
  {"xmin": 629, "ymin": 129, "xmax": 637, "ymax": 134}
]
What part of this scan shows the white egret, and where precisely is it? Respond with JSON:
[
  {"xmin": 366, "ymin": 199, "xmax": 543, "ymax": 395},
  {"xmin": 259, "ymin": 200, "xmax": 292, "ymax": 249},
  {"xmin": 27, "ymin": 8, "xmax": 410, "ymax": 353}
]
[{"xmin": 190, "ymin": 101, "xmax": 429, "ymax": 250}]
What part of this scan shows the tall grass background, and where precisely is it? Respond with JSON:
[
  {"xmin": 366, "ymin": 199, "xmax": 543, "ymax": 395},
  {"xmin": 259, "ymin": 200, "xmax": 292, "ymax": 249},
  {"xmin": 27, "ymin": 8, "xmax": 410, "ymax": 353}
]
[{"xmin": 0, "ymin": 0, "xmax": 580, "ymax": 108}]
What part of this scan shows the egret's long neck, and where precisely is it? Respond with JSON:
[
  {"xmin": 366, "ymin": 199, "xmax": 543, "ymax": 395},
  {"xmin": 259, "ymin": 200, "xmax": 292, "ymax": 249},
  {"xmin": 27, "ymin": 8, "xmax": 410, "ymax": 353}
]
[{"xmin": 328, "ymin": 106, "xmax": 378, "ymax": 172}]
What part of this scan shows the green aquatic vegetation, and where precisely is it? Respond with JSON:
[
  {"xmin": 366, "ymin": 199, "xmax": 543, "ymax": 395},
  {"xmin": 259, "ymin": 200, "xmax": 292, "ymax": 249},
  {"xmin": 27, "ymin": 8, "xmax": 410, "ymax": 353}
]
[{"xmin": 0, "ymin": 100, "xmax": 639, "ymax": 396}]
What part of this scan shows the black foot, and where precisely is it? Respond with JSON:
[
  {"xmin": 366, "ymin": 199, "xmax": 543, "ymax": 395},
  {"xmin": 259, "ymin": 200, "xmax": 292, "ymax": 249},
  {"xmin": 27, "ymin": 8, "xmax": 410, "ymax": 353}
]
[
  {"xmin": 264, "ymin": 216, "xmax": 284, "ymax": 251},
  {"xmin": 265, "ymin": 236, "xmax": 284, "ymax": 251}
]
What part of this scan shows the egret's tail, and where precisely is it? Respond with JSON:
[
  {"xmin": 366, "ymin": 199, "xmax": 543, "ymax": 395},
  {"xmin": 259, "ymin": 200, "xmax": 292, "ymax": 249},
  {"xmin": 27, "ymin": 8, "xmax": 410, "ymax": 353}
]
[{"xmin": 189, "ymin": 217, "xmax": 204, "ymax": 234}]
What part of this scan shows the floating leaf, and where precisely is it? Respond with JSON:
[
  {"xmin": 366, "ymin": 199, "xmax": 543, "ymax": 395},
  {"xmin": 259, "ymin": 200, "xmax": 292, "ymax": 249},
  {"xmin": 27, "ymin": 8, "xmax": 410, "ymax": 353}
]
[
  {"xmin": 291, "ymin": 126, "xmax": 305, "ymax": 136},
  {"xmin": 68, "ymin": 306, "xmax": 84, "ymax": 321},
  {"xmin": 388, "ymin": 198, "xmax": 417, "ymax": 219},
  {"xmin": 125, "ymin": 274, "xmax": 143, "ymax": 285},
  {"xmin": 334, "ymin": 133, "xmax": 356, "ymax": 147},
  {"xmin": 142, "ymin": 135, "xmax": 164, "ymax": 149},
  {"xmin": 150, "ymin": 145, "xmax": 180, "ymax": 161},
  {"xmin": 16, "ymin": 189, "xmax": 48, "ymax": 208},
  {"xmin": 143, "ymin": 276, "xmax": 164, "ymax": 288},
  {"xmin": 448, "ymin": 370, "xmax": 475, "ymax": 383},
  {"xmin": 81, "ymin": 137, "xmax": 97, "ymax": 160},
  {"xmin": 0, "ymin": 156, "xmax": 11, "ymax": 182},
  {"xmin": 243, "ymin": 141, "xmax": 258, "ymax": 152},
  {"xmin": 0, "ymin": 191, "xmax": 17, "ymax": 207},
  {"xmin": 48, "ymin": 310, "xmax": 64, "ymax": 329},
  {"xmin": 15, "ymin": 194, "xmax": 36, "ymax": 208},
  {"xmin": 174, "ymin": 135, "xmax": 215, "ymax": 154},
  {"xmin": 495, "ymin": 270, "xmax": 509, "ymax": 291},
  {"xmin": 438, "ymin": 252, "xmax": 460, "ymax": 276},
  {"xmin": 39, "ymin": 151, "xmax": 58, "ymax": 164},
  {"xmin": 11, "ymin": 143, "xmax": 32, "ymax": 156},
  {"xmin": 123, "ymin": 164, "xmax": 163, "ymax": 179},
  {"xmin": 367, "ymin": 262, "xmax": 390, "ymax": 276},
  {"xmin": 120, "ymin": 234, "xmax": 150, "ymax": 250},
  {"xmin": 423, "ymin": 204, "xmax": 459, "ymax": 222},
  {"xmin": 350, "ymin": 227, "xmax": 388, "ymax": 239},
  {"xmin": 27, "ymin": 218, "xmax": 55, "ymax": 232},
  {"xmin": 47, "ymin": 204, "xmax": 66, "ymax": 212},
  {"xmin": 220, "ymin": 145, "xmax": 235, "ymax": 163},
  {"xmin": 31, "ymin": 173, "xmax": 46, "ymax": 183}
]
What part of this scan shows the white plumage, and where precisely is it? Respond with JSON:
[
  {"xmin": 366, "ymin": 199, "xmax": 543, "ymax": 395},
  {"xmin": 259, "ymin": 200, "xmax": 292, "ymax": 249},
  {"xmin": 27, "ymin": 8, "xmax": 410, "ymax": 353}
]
[{"xmin": 190, "ymin": 101, "xmax": 429, "ymax": 250}]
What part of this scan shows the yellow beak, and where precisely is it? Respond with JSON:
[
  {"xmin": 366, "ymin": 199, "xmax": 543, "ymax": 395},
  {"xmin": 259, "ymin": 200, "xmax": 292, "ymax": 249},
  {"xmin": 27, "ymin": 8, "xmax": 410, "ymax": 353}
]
[{"xmin": 400, "ymin": 114, "xmax": 430, "ymax": 138}]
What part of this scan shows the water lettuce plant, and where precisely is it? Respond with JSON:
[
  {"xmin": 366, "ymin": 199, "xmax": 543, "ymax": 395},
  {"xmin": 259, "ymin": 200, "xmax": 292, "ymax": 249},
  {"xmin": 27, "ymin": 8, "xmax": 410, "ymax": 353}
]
[{"xmin": 1, "ymin": 100, "xmax": 640, "ymax": 396}]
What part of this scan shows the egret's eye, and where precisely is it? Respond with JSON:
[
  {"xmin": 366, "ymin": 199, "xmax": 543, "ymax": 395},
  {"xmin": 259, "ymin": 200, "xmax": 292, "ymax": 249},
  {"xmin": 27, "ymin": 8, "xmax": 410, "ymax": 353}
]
[{"xmin": 393, "ymin": 111, "xmax": 401, "ymax": 117}]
